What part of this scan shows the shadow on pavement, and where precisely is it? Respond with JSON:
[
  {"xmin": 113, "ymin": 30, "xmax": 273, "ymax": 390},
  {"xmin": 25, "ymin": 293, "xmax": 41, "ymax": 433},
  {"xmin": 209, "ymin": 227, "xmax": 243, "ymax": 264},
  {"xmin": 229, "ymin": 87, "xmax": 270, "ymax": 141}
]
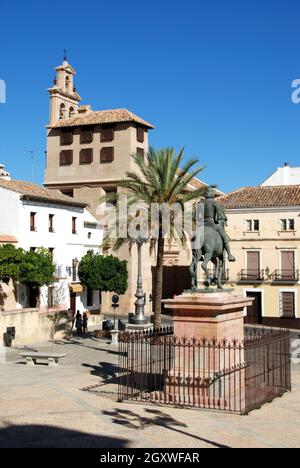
[
  {"xmin": 0, "ymin": 424, "xmax": 130, "ymax": 448},
  {"xmin": 82, "ymin": 362, "xmax": 119, "ymax": 383},
  {"xmin": 103, "ymin": 408, "xmax": 231, "ymax": 449}
]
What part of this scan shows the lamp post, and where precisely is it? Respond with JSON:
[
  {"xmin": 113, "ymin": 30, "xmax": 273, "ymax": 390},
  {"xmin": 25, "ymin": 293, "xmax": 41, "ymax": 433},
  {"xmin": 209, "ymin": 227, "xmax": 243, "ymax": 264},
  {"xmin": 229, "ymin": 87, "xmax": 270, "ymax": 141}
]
[{"xmin": 129, "ymin": 234, "xmax": 148, "ymax": 325}]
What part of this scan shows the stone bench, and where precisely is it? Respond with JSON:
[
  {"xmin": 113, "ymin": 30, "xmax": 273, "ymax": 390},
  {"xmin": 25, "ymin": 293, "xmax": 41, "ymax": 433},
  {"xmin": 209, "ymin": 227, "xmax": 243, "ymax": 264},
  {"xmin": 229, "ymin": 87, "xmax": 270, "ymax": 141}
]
[{"xmin": 20, "ymin": 352, "xmax": 66, "ymax": 367}]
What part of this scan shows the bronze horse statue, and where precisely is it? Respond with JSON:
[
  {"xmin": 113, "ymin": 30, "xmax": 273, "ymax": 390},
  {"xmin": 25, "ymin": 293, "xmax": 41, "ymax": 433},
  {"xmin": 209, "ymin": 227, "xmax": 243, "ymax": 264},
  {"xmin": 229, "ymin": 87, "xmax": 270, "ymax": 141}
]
[
  {"xmin": 189, "ymin": 190, "xmax": 235, "ymax": 291},
  {"xmin": 190, "ymin": 214, "xmax": 226, "ymax": 290}
]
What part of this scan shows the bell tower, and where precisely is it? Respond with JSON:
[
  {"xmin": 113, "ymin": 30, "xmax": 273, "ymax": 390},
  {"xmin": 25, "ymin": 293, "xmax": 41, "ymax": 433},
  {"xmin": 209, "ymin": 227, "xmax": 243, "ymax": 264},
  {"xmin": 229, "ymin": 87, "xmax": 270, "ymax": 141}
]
[{"xmin": 47, "ymin": 52, "xmax": 81, "ymax": 126}]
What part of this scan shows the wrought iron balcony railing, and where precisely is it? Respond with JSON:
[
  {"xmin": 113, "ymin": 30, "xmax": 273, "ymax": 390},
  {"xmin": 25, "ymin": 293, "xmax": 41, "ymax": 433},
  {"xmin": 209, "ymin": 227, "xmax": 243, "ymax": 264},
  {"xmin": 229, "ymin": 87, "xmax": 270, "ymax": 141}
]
[
  {"xmin": 270, "ymin": 269, "xmax": 299, "ymax": 283},
  {"xmin": 238, "ymin": 269, "xmax": 265, "ymax": 282}
]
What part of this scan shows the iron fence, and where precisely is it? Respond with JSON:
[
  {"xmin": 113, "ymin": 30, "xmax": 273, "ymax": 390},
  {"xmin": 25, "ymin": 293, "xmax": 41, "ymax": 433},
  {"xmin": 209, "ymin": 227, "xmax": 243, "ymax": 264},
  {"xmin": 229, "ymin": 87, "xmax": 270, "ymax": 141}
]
[{"xmin": 118, "ymin": 326, "xmax": 291, "ymax": 415}]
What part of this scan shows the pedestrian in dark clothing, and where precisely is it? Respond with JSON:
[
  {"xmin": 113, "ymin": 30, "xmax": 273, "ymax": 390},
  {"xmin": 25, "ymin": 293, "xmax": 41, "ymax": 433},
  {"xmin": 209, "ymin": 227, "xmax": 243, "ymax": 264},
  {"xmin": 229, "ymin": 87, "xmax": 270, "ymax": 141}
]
[
  {"xmin": 82, "ymin": 312, "xmax": 88, "ymax": 335},
  {"xmin": 75, "ymin": 311, "xmax": 83, "ymax": 336}
]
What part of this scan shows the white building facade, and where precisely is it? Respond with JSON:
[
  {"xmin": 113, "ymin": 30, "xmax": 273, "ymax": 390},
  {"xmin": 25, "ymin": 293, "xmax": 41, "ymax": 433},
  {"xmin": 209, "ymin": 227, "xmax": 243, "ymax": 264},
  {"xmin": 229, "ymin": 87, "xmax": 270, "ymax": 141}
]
[
  {"xmin": 261, "ymin": 163, "xmax": 300, "ymax": 187},
  {"xmin": 0, "ymin": 173, "xmax": 103, "ymax": 316}
]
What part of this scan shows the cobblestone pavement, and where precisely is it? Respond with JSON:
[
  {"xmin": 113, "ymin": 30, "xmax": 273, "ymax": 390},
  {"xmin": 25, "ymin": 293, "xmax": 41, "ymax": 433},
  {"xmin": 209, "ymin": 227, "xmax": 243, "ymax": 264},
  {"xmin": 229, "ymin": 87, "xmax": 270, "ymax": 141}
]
[{"xmin": 0, "ymin": 336, "xmax": 299, "ymax": 448}]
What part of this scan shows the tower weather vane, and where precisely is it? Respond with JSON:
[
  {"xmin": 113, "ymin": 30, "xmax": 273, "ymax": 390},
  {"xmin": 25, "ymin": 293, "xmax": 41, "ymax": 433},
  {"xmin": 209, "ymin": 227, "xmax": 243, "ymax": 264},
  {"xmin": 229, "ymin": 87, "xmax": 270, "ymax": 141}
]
[{"xmin": 64, "ymin": 48, "xmax": 67, "ymax": 61}]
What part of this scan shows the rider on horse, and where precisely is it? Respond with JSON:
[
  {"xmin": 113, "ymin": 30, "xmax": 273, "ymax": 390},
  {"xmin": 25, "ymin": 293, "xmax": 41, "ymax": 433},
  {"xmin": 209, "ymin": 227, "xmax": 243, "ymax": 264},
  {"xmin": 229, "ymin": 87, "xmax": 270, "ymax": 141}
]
[{"xmin": 203, "ymin": 187, "xmax": 235, "ymax": 263}]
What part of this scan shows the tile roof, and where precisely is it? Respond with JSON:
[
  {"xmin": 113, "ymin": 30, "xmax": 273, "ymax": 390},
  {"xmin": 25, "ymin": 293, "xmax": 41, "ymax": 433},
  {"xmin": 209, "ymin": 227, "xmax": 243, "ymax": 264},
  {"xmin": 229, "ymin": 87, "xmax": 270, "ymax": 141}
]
[
  {"xmin": 0, "ymin": 235, "xmax": 18, "ymax": 243},
  {"xmin": 52, "ymin": 108, "xmax": 155, "ymax": 129},
  {"xmin": 0, "ymin": 179, "xmax": 87, "ymax": 208},
  {"xmin": 175, "ymin": 169, "xmax": 224, "ymax": 195},
  {"xmin": 220, "ymin": 185, "xmax": 300, "ymax": 209}
]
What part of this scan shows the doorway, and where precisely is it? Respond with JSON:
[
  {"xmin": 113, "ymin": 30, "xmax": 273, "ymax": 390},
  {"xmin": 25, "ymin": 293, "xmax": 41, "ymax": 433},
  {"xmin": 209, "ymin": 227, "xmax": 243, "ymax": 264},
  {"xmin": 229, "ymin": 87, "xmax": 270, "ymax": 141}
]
[
  {"xmin": 70, "ymin": 292, "xmax": 76, "ymax": 315},
  {"xmin": 245, "ymin": 291, "xmax": 262, "ymax": 325},
  {"xmin": 28, "ymin": 287, "xmax": 39, "ymax": 308}
]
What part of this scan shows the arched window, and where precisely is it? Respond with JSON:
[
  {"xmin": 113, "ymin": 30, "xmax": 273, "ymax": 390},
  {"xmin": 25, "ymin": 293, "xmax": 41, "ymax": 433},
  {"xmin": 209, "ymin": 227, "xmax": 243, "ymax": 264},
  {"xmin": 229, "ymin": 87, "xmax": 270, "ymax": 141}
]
[
  {"xmin": 59, "ymin": 103, "xmax": 66, "ymax": 120},
  {"xmin": 69, "ymin": 107, "xmax": 75, "ymax": 118},
  {"xmin": 65, "ymin": 75, "xmax": 71, "ymax": 93}
]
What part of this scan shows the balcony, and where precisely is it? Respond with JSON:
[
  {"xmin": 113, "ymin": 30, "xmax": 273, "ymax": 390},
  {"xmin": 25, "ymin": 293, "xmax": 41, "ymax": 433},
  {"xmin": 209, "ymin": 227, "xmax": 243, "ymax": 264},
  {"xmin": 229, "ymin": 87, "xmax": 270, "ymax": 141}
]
[
  {"xmin": 270, "ymin": 270, "xmax": 299, "ymax": 284},
  {"xmin": 237, "ymin": 269, "xmax": 264, "ymax": 283},
  {"xmin": 207, "ymin": 269, "xmax": 229, "ymax": 282}
]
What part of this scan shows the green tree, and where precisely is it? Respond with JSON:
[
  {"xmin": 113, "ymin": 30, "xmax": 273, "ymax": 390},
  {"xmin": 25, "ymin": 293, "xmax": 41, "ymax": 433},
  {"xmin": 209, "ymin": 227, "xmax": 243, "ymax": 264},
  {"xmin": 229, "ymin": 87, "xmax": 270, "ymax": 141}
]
[
  {"xmin": 18, "ymin": 248, "xmax": 55, "ymax": 289},
  {"xmin": 101, "ymin": 147, "xmax": 207, "ymax": 328},
  {"xmin": 78, "ymin": 252, "xmax": 128, "ymax": 295},
  {"xmin": 0, "ymin": 244, "xmax": 24, "ymax": 284}
]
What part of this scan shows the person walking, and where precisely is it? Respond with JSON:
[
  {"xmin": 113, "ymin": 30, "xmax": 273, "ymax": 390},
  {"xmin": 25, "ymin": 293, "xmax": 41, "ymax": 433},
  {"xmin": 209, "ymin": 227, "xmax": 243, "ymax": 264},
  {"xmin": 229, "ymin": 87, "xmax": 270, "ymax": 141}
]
[
  {"xmin": 82, "ymin": 312, "xmax": 88, "ymax": 335},
  {"xmin": 75, "ymin": 311, "xmax": 83, "ymax": 336}
]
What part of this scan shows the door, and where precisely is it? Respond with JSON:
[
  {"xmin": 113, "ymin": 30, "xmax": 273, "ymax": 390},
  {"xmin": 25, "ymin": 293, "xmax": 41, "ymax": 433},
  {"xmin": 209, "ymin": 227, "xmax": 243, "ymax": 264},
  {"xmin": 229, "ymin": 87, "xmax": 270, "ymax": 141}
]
[
  {"xmin": 245, "ymin": 291, "xmax": 262, "ymax": 325},
  {"xmin": 70, "ymin": 292, "xmax": 76, "ymax": 315},
  {"xmin": 28, "ymin": 287, "xmax": 39, "ymax": 308},
  {"xmin": 247, "ymin": 252, "xmax": 260, "ymax": 280},
  {"xmin": 281, "ymin": 251, "xmax": 295, "ymax": 280}
]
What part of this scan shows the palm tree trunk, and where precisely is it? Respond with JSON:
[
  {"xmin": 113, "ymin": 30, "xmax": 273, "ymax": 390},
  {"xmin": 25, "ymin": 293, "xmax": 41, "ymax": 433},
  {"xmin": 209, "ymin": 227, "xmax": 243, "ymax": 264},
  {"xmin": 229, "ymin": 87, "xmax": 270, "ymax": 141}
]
[{"xmin": 153, "ymin": 235, "xmax": 165, "ymax": 329}]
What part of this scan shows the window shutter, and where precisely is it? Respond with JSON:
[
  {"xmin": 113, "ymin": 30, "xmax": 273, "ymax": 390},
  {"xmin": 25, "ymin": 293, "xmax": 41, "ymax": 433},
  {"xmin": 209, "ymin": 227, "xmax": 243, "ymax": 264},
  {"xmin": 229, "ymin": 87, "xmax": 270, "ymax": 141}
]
[
  {"xmin": 281, "ymin": 292, "xmax": 295, "ymax": 318},
  {"xmin": 80, "ymin": 148, "xmax": 93, "ymax": 164},
  {"xmin": 60, "ymin": 130, "xmax": 73, "ymax": 146},
  {"xmin": 80, "ymin": 128, "xmax": 94, "ymax": 144},
  {"xmin": 30, "ymin": 212, "xmax": 36, "ymax": 231},
  {"xmin": 247, "ymin": 251, "xmax": 260, "ymax": 278},
  {"xmin": 281, "ymin": 251, "xmax": 295, "ymax": 279},
  {"xmin": 101, "ymin": 126, "xmax": 114, "ymax": 142},
  {"xmin": 100, "ymin": 147, "xmax": 114, "ymax": 163},
  {"xmin": 137, "ymin": 127, "xmax": 144, "ymax": 143},
  {"xmin": 59, "ymin": 150, "xmax": 73, "ymax": 166},
  {"xmin": 137, "ymin": 147, "xmax": 145, "ymax": 157}
]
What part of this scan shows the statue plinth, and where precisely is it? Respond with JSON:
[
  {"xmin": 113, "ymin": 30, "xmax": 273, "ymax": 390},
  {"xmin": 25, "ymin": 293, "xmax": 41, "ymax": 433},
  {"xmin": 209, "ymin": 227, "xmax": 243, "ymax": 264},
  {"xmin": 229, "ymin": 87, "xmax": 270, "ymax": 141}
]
[
  {"xmin": 164, "ymin": 290, "xmax": 253, "ymax": 342},
  {"xmin": 161, "ymin": 291, "xmax": 254, "ymax": 411}
]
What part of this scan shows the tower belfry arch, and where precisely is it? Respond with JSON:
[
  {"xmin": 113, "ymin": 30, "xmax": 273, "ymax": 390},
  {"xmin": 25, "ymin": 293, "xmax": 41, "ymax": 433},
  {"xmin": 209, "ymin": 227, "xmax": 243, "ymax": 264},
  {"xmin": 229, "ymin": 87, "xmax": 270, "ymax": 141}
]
[{"xmin": 47, "ymin": 56, "xmax": 81, "ymax": 126}]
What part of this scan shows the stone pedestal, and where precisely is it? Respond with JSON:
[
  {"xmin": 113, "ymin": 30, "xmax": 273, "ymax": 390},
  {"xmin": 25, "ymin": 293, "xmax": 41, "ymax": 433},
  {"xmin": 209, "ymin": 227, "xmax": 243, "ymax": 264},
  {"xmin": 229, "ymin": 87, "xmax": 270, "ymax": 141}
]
[
  {"xmin": 161, "ymin": 291, "xmax": 254, "ymax": 411},
  {"xmin": 163, "ymin": 290, "xmax": 254, "ymax": 343}
]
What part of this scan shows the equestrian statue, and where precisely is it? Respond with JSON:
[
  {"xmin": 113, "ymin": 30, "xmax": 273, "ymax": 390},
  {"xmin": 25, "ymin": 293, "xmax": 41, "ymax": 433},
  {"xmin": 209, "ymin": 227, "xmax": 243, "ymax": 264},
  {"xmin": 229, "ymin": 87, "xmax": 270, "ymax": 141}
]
[{"xmin": 190, "ymin": 187, "xmax": 236, "ymax": 291}]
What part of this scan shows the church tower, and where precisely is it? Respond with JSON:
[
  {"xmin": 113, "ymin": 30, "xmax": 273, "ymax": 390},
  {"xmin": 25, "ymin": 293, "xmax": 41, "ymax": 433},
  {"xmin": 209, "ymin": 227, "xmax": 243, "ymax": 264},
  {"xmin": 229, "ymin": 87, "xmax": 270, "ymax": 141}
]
[{"xmin": 47, "ymin": 53, "xmax": 81, "ymax": 126}]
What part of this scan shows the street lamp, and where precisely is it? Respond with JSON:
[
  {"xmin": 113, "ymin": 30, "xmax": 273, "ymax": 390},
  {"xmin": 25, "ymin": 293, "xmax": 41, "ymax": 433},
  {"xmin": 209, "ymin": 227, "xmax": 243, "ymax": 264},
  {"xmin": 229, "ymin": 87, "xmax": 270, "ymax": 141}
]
[{"xmin": 129, "ymin": 234, "xmax": 148, "ymax": 325}]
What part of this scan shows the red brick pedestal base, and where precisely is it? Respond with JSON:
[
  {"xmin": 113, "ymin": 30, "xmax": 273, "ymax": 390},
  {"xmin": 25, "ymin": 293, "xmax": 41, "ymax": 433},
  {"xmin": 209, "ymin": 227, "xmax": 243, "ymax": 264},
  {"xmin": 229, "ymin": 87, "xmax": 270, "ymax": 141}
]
[{"xmin": 160, "ymin": 291, "xmax": 254, "ymax": 412}]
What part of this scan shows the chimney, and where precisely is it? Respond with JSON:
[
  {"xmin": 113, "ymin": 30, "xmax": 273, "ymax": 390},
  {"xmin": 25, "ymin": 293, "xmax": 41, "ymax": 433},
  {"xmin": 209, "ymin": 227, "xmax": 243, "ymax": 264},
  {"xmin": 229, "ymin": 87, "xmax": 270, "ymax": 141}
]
[{"xmin": 0, "ymin": 164, "xmax": 11, "ymax": 181}]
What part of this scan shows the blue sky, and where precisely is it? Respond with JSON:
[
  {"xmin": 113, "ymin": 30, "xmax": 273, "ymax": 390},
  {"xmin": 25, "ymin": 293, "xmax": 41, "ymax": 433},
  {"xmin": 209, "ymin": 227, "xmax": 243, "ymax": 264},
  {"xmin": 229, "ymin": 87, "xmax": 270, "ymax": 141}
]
[{"xmin": 1, "ymin": 0, "xmax": 300, "ymax": 192}]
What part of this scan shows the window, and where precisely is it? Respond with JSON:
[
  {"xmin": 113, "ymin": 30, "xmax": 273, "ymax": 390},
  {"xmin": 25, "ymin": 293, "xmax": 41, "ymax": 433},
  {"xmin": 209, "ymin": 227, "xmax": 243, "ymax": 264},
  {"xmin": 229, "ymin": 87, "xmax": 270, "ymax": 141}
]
[
  {"xmin": 137, "ymin": 147, "xmax": 145, "ymax": 158},
  {"xmin": 30, "ymin": 212, "xmax": 36, "ymax": 232},
  {"xmin": 100, "ymin": 147, "xmax": 114, "ymax": 163},
  {"xmin": 69, "ymin": 107, "xmax": 75, "ymax": 118},
  {"xmin": 280, "ymin": 292, "xmax": 295, "ymax": 319},
  {"xmin": 87, "ymin": 287, "xmax": 93, "ymax": 307},
  {"xmin": 48, "ymin": 248, "xmax": 54, "ymax": 261},
  {"xmin": 61, "ymin": 189, "xmax": 74, "ymax": 198},
  {"xmin": 246, "ymin": 251, "xmax": 261, "ymax": 279},
  {"xmin": 101, "ymin": 126, "xmax": 114, "ymax": 142},
  {"xmin": 65, "ymin": 75, "xmax": 71, "ymax": 92},
  {"xmin": 59, "ymin": 103, "xmax": 66, "ymax": 120},
  {"xmin": 80, "ymin": 128, "xmax": 94, "ymax": 144},
  {"xmin": 49, "ymin": 214, "xmax": 55, "ymax": 233},
  {"xmin": 280, "ymin": 219, "xmax": 295, "ymax": 231},
  {"xmin": 59, "ymin": 150, "xmax": 73, "ymax": 166},
  {"xmin": 105, "ymin": 188, "xmax": 117, "ymax": 207},
  {"xmin": 72, "ymin": 217, "xmax": 77, "ymax": 234},
  {"xmin": 281, "ymin": 251, "xmax": 295, "ymax": 279},
  {"xmin": 79, "ymin": 148, "xmax": 93, "ymax": 165},
  {"xmin": 137, "ymin": 126, "xmax": 144, "ymax": 143},
  {"xmin": 60, "ymin": 130, "xmax": 73, "ymax": 145},
  {"xmin": 246, "ymin": 220, "xmax": 260, "ymax": 232}
]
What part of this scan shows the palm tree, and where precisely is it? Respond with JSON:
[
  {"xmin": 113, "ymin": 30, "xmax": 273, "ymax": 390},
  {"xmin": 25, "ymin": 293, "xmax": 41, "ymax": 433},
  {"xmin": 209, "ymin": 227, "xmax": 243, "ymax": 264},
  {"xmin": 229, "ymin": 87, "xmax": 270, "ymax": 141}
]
[{"xmin": 101, "ymin": 147, "xmax": 207, "ymax": 328}]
